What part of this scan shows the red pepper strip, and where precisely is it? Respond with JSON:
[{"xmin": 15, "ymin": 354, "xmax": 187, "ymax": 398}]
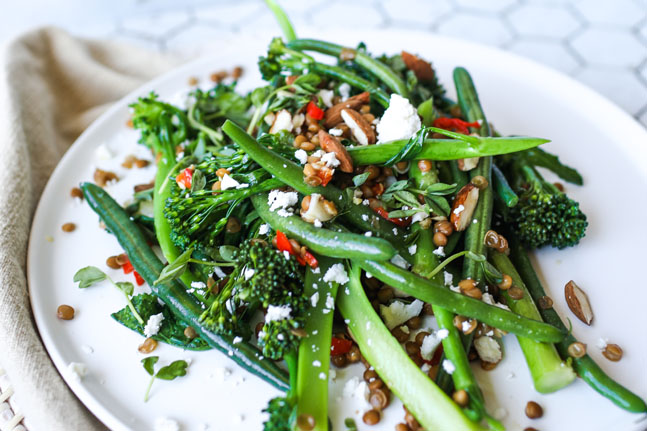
[
  {"xmin": 432, "ymin": 117, "xmax": 481, "ymax": 135},
  {"xmin": 306, "ymin": 101, "xmax": 324, "ymax": 120},
  {"xmin": 330, "ymin": 337, "xmax": 353, "ymax": 356},
  {"xmin": 430, "ymin": 343, "xmax": 444, "ymax": 366},
  {"xmin": 133, "ymin": 271, "xmax": 145, "ymax": 286},
  {"xmin": 122, "ymin": 261, "xmax": 134, "ymax": 274},
  {"xmin": 317, "ymin": 169, "xmax": 333, "ymax": 187},
  {"xmin": 374, "ymin": 206, "xmax": 411, "ymax": 227},
  {"xmin": 175, "ymin": 167, "xmax": 194, "ymax": 189},
  {"xmin": 275, "ymin": 230, "xmax": 293, "ymax": 254},
  {"xmin": 303, "ymin": 250, "xmax": 319, "ymax": 269}
]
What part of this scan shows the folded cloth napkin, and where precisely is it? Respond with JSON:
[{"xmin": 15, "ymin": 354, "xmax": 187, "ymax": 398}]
[{"xmin": 0, "ymin": 27, "xmax": 180, "ymax": 431}]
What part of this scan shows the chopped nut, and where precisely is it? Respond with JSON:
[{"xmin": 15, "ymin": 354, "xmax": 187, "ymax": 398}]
[
  {"xmin": 323, "ymin": 91, "xmax": 370, "ymax": 128},
  {"xmin": 270, "ymin": 109, "xmax": 293, "ymax": 134},
  {"xmin": 340, "ymin": 108, "xmax": 376, "ymax": 146},
  {"xmin": 565, "ymin": 280, "xmax": 594, "ymax": 325},
  {"xmin": 401, "ymin": 51, "xmax": 435, "ymax": 81},
  {"xmin": 300, "ymin": 194, "xmax": 338, "ymax": 223},
  {"xmin": 318, "ymin": 130, "xmax": 354, "ymax": 173},
  {"xmin": 457, "ymin": 157, "xmax": 480, "ymax": 171},
  {"xmin": 450, "ymin": 184, "xmax": 479, "ymax": 231}
]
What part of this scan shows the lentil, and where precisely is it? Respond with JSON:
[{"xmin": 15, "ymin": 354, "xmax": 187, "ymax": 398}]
[
  {"xmin": 61, "ymin": 223, "xmax": 76, "ymax": 232},
  {"xmin": 470, "ymin": 175, "xmax": 489, "ymax": 189},
  {"xmin": 498, "ymin": 274, "xmax": 512, "ymax": 290},
  {"xmin": 368, "ymin": 378, "xmax": 384, "ymax": 391},
  {"xmin": 296, "ymin": 414, "xmax": 315, "ymax": 430},
  {"xmin": 363, "ymin": 409, "xmax": 380, "ymax": 425},
  {"xmin": 391, "ymin": 326, "xmax": 409, "ymax": 343},
  {"xmin": 331, "ymin": 354, "xmax": 348, "ymax": 368},
  {"xmin": 184, "ymin": 326, "xmax": 198, "ymax": 340},
  {"xmin": 602, "ymin": 344, "xmax": 623, "ymax": 362},
  {"xmin": 464, "ymin": 288, "xmax": 483, "ymax": 300},
  {"xmin": 458, "ymin": 279, "xmax": 477, "ymax": 292},
  {"xmin": 405, "ymin": 316, "xmax": 422, "ymax": 330},
  {"xmin": 433, "ymin": 232, "xmax": 448, "ymax": 247},
  {"xmin": 57, "ymin": 304, "xmax": 75, "ymax": 320},
  {"xmin": 434, "ymin": 220, "xmax": 453, "ymax": 236},
  {"xmin": 106, "ymin": 255, "xmax": 121, "ymax": 269},
  {"xmin": 187, "ymin": 76, "xmax": 199, "ymax": 86},
  {"xmin": 537, "ymin": 296, "xmax": 553, "ymax": 309},
  {"xmin": 395, "ymin": 424, "xmax": 409, "ymax": 431},
  {"xmin": 70, "ymin": 187, "xmax": 84, "ymax": 199},
  {"xmin": 525, "ymin": 401, "xmax": 543, "ymax": 419},
  {"xmin": 115, "ymin": 253, "xmax": 129, "ymax": 266},
  {"xmin": 300, "ymin": 141, "xmax": 316, "ymax": 151},
  {"xmin": 377, "ymin": 287, "xmax": 394, "ymax": 303},
  {"xmin": 231, "ymin": 66, "xmax": 243, "ymax": 80},
  {"xmin": 414, "ymin": 331, "xmax": 430, "ymax": 346},
  {"xmin": 481, "ymin": 360, "xmax": 498, "ymax": 371},
  {"xmin": 405, "ymin": 341, "xmax": 419, "ymax": 356},
  {"xmin": 364, "ymin": 368, "xmax": 378, "ymax": 382},
  {"xmin": 567, "ymin": 341, "xmax": 587, "ymax": 358},
  {"xmin": 138, "ymin": 337, "xmax": 158, "ymax": 354},
  {"xmin": 452, "ymin": 389, "xmax": 469, "ymax": 407},
  {"xmin": 134, "ymin": 159, "xmax": 149, "ymax": 168},
  {"xmin": 369, "ymin": 388, "xmax": 390, "ymax": 410},
  {"xmin": 508, "ymin": 286, "xmax": 524, "ymax": 300},
  {"xmin": 225, "ymin": 217, "xmax": 241, "ymax": 234},
  {"xmin": 346, "ymin": 345, "xmax": 362, "ymax": 363}
]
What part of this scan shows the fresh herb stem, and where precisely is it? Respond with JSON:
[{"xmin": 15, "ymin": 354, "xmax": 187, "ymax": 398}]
[
  {"xmin": 186, "ymin": 258, "xmax": 235, "ymax": 267},
  {"xmin": 144, "ymin": 375, "xmax": 155, "ymax": 402},
  {"xmin": 264, "ymin": 0, "xmax": 297, "ymax": 42}
]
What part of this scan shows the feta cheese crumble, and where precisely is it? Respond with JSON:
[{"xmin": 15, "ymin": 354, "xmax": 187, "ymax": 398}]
[
  {"xmin": 328, "ymin": 128, "xmax": 343, "ymax": 136},
  {"xmin": 390, "ymin": 254, "xmax": 410, "ymax": 269},
  {"xmin": 311, "ymin": 292, "xmax": 320, "ymax": 307},
  {"xmin": 144, "ymin": 313, "xmax": 164, "ymax": 337},
  {"xmin": 442, "ymin": 359, "xmax": 456, "ymax": 375},
  {"xmin": 258, "ymin": 223, "xmax": 271, "ymax": 235},
  {"xmin": 268, "ymin": 189, "xmax": 299, "ymax": 217},
  {"xmin": 408, "ymin": 244, "xmax": 417, "ymax": 255},
  {"xmin": 323, "ymin": 263, "xmax": 349, "ymax": 285},
  {"xmin": 154, "ymin": 417, "xmax": 180, "ymax": 431},
  {"xmin": 243, "ymin": 268, "xmax": 255, "ymax": 280},
  {"xmin": 220, "ymin": 174, "xmax": 241, "ymax": 191},
  {"xmin": 318, "ymin": 89, "xmax": 334, "ymax": 108},
  {"xmin": 265, "ymin": 304, "xmax": 292, "ymax": 322},
  {"xmin": 376, "ymin": 94, "xmax": 422, "ymax": 143},
  {"xmin": 432, "ymin": 246, "xmax": 445, "ymax": 257},
  {"xmin": 379, "ymin": 299, "xmax": 424, "ymax": 329},
  {"xmin": 67, "ymin": 362, "xmax": 88, "ymax": 381},
  {"xmin": 294, "ymin": 149, "xmax": 308, "ymax": 164},
  {"xmin": 338, "ymin": 83, "xmax": 351, "ymax": 101},
  {"xmin": 321, "ymin": 151, "xmax": 340, "ymax": 168}
]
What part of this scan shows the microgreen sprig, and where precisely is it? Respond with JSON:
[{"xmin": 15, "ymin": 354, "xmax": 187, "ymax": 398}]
[
  {"xmin": 73, "ymin": 266, "xmax": 144, "ymax": 325},
  {"xmin": 141, "ymin": 356, "xmax": 189, "ymax": 401}
]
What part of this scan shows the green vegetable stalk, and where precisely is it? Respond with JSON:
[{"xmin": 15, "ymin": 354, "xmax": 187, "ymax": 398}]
[
  {"xmin": 489, "ymin": 251, "xmax": 576, "ymax": 393},
  {"xmin": 337, "ymin": 263, "xmax": 484, "ymax": 431}
]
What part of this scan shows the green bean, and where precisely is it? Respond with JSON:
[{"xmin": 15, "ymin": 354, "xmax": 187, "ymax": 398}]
[
  {"xmin": 81, "ymin": 182, "xmax": 289, "ymax": 391},
  {"xmin": 287, "ymin": 39, "xmax": 409, "ymax": 97},
  {"xmin": 222, "ymin": 120, "xmax": 409, "ymax": 246},
  {"xmin": 507, "ymin": 236, "xmax": 647, "ymax": 412},
  {"xmin": 346, "ymin": 136, "xmax": 548, "ymax": 166},
  {"xmin": 250, "ymin": 193, "xmax": 396, "ymax": 261},
  {"xmin": 492, "ymin": 163, "xmax": 518, "ymax": 207},
  {"xmin": 357, "ymin": 259, "xmax": 565, "ymax": 342}
]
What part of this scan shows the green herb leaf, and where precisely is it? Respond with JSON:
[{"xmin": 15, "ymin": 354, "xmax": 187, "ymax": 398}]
[
  {"xmin": 141, "ymin": 356, "xmax": 159, "ymax": 376},
  {"xmin": 383, "ymin": 180, "xmax": 410, "ymax": 195},
  {"xmin": 251, "ymin": 86, "xmax": 272, "ymax": 108},
  {"xmin": 115, "ymin": 281, "xmax": 134, "ymax": 296},
  {"xmin": 190, "ymin": 169, "xmax": 206, "ymax": 193},
  {"xmin": 352, "ymin": 172, "xmax": 371, "ymax": 187},
  {"xmin": 155, "ymin": 360, "xmax": 189, "ymax": 380},
  {"xmin": 482, "ymin": 261, "xmax": 503, "ymax": 285},
  {"xmin": 417, "ymin": 97, "xmax": 436, "ymax": 127},
  {"xmin": 387, "ymin": 209, "xmax": 419, "ymax": 218},
  {"xmin": 155, "ymin": 247, "xmax": 193, "ymax": 285},
  {"xmin": 425, "ymin": 195, "xmax": 450, "ymax": 217},
  {"xmin": 73, "ymin": 266, "xmax": 107, "ymax": 288},
  {"xmin": 383, "ymin": 127, "xmax": 427, "ymax": 167},
  {"xmin": 344, "ymin": 417, "xmax": 358, "ymax": 431},
  {"xmin": 424, "ymin": 182, "xmax": 457, "ymax": 196}
]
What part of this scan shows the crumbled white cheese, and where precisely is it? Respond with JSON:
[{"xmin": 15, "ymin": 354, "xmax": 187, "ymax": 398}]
[
  {"xmin": 420, "ymin": 332, "xmax": 442, "ymax": 360},
  {"xmin": 233, "ymin": 336, "xmax": 243, "ymax": 344},
  {"xmin": 323, "ymin": 293, "xmax": 335, "ymax": 313},
  {"xmin": 390, "ymin": 254, "xmax": 410, "ymax": 269},
  {"xmin": 437, "ymin": 328, "xmax": 449, "ymax": 339},
  {"xmin": 213, "ymin": 266, "xmax": 227, "ymax": 279},
  {"xmin": 313, "ymin": 219, "xmax": 322, "ymax": 228},
  {"xmin": 318, "ymin": 89, "xmax": 334, "ymax": 108},
  {"xmin": 493, "ymin": 407, "xmax": 507, "ymax": 421},
  {"xmin": 154, "ymin": 417, "xmax": 180, "ymax": 431},
  {"xmin": 267, "ymin": 189, "xmax": 298, "ymax": 216},
  {"xmin": 319, "ymin": 372, "xmax": 327, "ymax": 380},
  {"xmin": 432, "ymin": 246, "xmax": 445, "ymax": 257},
  {"xmin": 313, "ymin": 360, "xmax": 322, "ymax": 367},
  {"xmin": 312, "ymin": 267, "xmax": 320, "ymax": 274},
  {"xmin": 94, "ymin": 144, "xmax": 113, "ymax": 160},
  {"xmin": 67, "ymin": 362, "xmax": 88, "ymax": 381},
  {"xmin": 321, "ymin": 151, "xmax": 340, "ymax": 168},
  {"xmin": 264, "ymin": 112, "xmax": 276, "ymax": 126},
  {"xmin": 342, "ymin": 377, "xmax": 371, "ymax": 409},
  {"xmin": 294, "ymin": 149, "xmax": 308, "ymax": 165},
  {"xmin": 311, "ymin": 292, "xmax": 320, "ymax": 307},
  {"xmin": 243, "ymin": 268, "xmax": 255, "ymax": 280},
  {"xmin": 474, "ymin": 336, "xmax": 502, "ymax": 363},
  {"xmin": 361, "ymin": 214, "xmax": 369, "ymax": 221},
  {"xmin": 376, "ymin": 94, "xmax": 421, "ymax": 143},
  {"xmin": 323, "ymin": 263, "xmax": 349, "ymax": 285},
  {"xmin": 443, "ymin": 271, "xmax": 453, "ymax": 287},
  {"xmin": 379, "ymin": 299, "xmax": 424, "ymax": 329},
  {"xmin": 265, "ymin": 304, "xmax": 292, "ymax": 322},
  {"xmin": 411, "ymin": 211, "xmax": 429, "ymax": 224},
  {"xmin": 328, "ymin": 128, "xmax": 343, "ymax": 136},
  {"xmin": 144, "ymin": 313, "xmax": 164, "ymax": 337},
  {"xmin": 258, "ymin": 223, "xmax": 271, "ymax": 235},
  {"xmin": 442, "ymin": 359, "xmax": 456, "ymax": 375},
  {"xmin": 392, "ymin": 227, "xmax": 398, "ymax": 235},
  {"xmin": 453, "ymin": 204, "xmax": 465, "ymax": 215},
  {"xmin": 596, "ymin": 338, "xmax": 609, "ymax": 350},
  {"xmin": 338, "ymin": 83, "xmax": 351, "ymax": 101},
  {"xmin": 364, "ymin": 231, "xmax": 373, "ymax": 237},
  {"xmin": 462, "ymin": 320, "xmax": 473, "ymax": 332},
  {"xmin": 292, "ymin": 113, "xmax": 305, "ymax": 129},
  {"xmin": 408, "ymin": 244, "xmax": 417, "ymax": 255},
  {"xmin": 220, "ymin": 174, "xmax": 241, "ymax": 191},
  {"xmin": 191, "ymin": 281, "xmax": 206, "ymax": 289}
]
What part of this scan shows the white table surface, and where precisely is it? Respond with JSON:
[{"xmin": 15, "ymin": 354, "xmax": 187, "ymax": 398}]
[{"xmin": 1, "ymin": 1, "xmax": 646, "ymax": 430}]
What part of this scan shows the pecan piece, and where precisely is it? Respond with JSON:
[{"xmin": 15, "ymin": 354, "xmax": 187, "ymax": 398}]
[{"xmin": 401, "ymin": 51, "xmax": 435, "ymax": 81}]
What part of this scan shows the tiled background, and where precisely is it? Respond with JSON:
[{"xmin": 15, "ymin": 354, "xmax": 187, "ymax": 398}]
[
  {"xmin": 2, "ymin": 0, "xmax": 647, "ymax": 126},
  {"xmin": 0, "ymin": 1, "xmax": 646, "ymax": 430}
]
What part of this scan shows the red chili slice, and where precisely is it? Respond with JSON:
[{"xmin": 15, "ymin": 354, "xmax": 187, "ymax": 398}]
[
  {"xmin": 317, "ymin": 169, "xmax": 334, "ymax": 187},
  {"xmin": 133, "ymin": 271, "xmax": 145, "ymax": 286},
  {"xmin": 303, "ymin": 251, "xmax": 319, "ymax": 269},
  {"xmin": 175, "ymin": 167, "xmax": 194, "ymax": 189},
  {"xmin": 374, "ymin": 206, "xmax": 411, "ymax": 227},
  {"xmin": 306, "ymin": 101, "xmax": 324, "ymax": 120},
  {"xmin": 432, "ymin": 117, "xmax": 481, "ymax": 135},
  {"xmin": 275, "ymin": 230, "xmax": 293, "ymax": 254},
  {"xmin": 122, "ymin": 261, "xmax": 134, "ymax": 274},
  {"xmin": 330, "ymin": 337, "xmax": 353, "ymax": 356}
]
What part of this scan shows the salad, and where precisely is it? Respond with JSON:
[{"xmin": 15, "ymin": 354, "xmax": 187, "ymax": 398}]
[{"xmin": 64, "ymin": 2, "xmax": 646, "ymax": 430}]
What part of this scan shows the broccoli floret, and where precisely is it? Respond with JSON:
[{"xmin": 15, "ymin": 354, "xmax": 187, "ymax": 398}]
[
  {"xmin": 509, "ymin": 165, "xmax": 587, "ymax": 249},
  {"xmin": 263, "ymin": 396, "xmax": 294, "ymax": 431}
]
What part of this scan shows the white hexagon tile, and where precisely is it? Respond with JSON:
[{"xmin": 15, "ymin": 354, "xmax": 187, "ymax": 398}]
[{"xmin": 1, "ymin": 0, "xmax": 646, "ymax": 127}]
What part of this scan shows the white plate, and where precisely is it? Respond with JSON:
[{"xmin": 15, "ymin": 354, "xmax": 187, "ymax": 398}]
[{"xmin": 28, "ymin": 30, "xmax": 647, "ymax": 431}]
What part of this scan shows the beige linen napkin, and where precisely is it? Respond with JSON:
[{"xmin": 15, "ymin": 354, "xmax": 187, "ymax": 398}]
[{"xmin": 0, "ymin": 27, "xmax": 180, "ymax": 431}]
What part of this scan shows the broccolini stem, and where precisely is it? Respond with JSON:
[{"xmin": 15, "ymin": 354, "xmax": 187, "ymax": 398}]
[{"xmin": 264, "ymin": 0, "xmax": 297, "ymax": 42}]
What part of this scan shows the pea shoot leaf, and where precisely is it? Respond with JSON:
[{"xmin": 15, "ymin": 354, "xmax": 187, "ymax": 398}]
[
  {"xmin": 352, "ymin": 172, "xmax": 371, "ymax": 187},
  {"xmin": 155, "ymin": 248, "xmax": 193, "ymax": 285},
  {"xmin": 73, "ymin": 266, "xmax": 107, "ymax": 288},
  {"xmin": 219, "ymin": 245, "xmax": 238, "ymax": 262},
  {"xmin": 141, "ymin": 356, "xmax": 159, "ymax": 376},
  {"xmin": 115, "ymin": 281, "xmax": 134, "ymax": 296},
  {"xmin": 383, "ymin": 127, "xmax": 428, "ymax": 167},
  {"xmin": 482, "ymin": 261, "xmax": 503, "ymax": 285},
  {"xmin": 190, "ymin": 169, "xmax": 206, "ymax": 193},
  {"xmin": 155, "ymin": 360, "xmax": 189, "ymax": 380}
]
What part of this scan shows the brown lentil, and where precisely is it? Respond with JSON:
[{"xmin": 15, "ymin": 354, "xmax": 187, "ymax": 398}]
[
  {"xmin": 212, "ymin": 181, "xmax": 222, "ymax": 192},
  {"xmin": 363, "ymin": 409, "xmax": 381, "ymax": 425},
  {"xmin": 404, "ymin": 409, "xmax": 420, "ymax": 430},
  {"xmin": 304, "ymin": 175, "xmax": 322, "ymax": 187},
  {"xmin": 307, "ymin": 123, "xmax": 321, "ymax": 133},
  {"xmin": 94, "ymin": 168, "xmax": 118, "ymax": 187},
  {"xmin": 470, "ymin": 175, "xmax": 489, "ymax": 189},
  {"xmin": 134, "ymin": 159, "xmax": 150, "ymax": 168},
  {"xmin": 567, "ymin": 341, "xmax": 587, "ymax": 358},
  {"xmin": 70, "ymin": 187, "xmax": 84, "ymax": 199},
  {"xmin": 300, "ymin": 141, "xmax": 316, "ymax": 151},
  {"xmin": 369, "ymin": 388, "xmax": 390, "ymax": 410},
  {"xmin": 296, "ymin": 413, "xmax": 315, "ymax": 430},
  {"xmin": 453, "ymin": 315, "xmax": 468, "ymax": 330},
  {"xmin": 537, "ymin": 296, "xmax": 554, "ymax": 309},
  {"xmin": 452, "ymin": 389, "xmax": 469, "ymax": 407},
  {"xmin": 303, "ymin": 163, "xmax": 317, "ymax": 177},
  {"xmin": 225, "ymin": 217, "xmax": 241, "ymax": 234},
  {"xmin": 480, "ymin": 360, "xmax": 498, "ymax": 371},
  {"xmin": 363, "ymin": 113, "xmax": 376, "ymax": 123},
  {"xmin": 395, "ymin": 424, "xmax": 410, "ymax": 431},
  {"xmin": 294, "ymin": 135, "xmax": 308, "ymax": 147},
  {"xmin": 415, "ymin": 331, "xmax": 431, "ymax": 346},
  {"xmin": 553, "ymin": 182, "xmax": 564, "ymax": 192},
  {"xmin": 417, "ymin": 159, "xmax": 432, "ymax": 172},
  {"xmin": 484, "ymin": 230, "xmax": 501, "ymax": 249},
  {"xmin": 368, "ymin": 378, "xmax": 384, "ymax": 391},
  {"xmin": 57, "ymin": 304, "xmax": 75, "ymax": 320},
  {"xmin": 458, "ymin": 279, "xmax": 477, "ymax": 292},
  {"xmin": 363, "ymin": 368, "xmax": 378, "ymax": 382},
  {"xmin": 231, "ymin": 66, "xmax": 243, "ymax": 80},
  {"xmin": 422, "ymin": 303, "xmax": 434, "ymax": 316},
  {"xmin": 360, "ymin": 104, "xmax": 371, "ymax": 114},
  {"xmin": 346, "ymin": 345, "xmax": 362, "ymax": 363},
  {"xmin": 210, "ymin": 70, "xmax": 228, "ymax": 82},
  {"xmin": 106, "ymin": 256, "xmax": 121, "ymax": 269},
  {"xmin": 406, "ymin": 316, "xmax": 422, "ymax": 330},
  {"xmin": 377, "ymin": 287, "xmax": 394, "ymax": 303},
  {"xmin": 434, "ymin": 220, "xmax": 454, "ymax": 236},
  {"xmin": 116, "ymin": 253, "xmax": 129, "ymax": 266},
  {"xmin": 391, "ymin": 326, "xmax": 409, "ymax": 343},
  {"xmin": 464, "ymin": 288, "xmax": 483, "ymax": 300},
  {"xmin": 405, "ymin": 341, "xmax": 419, "ymax": 356},
  {"xmin": 524, "ymin": 428, "xmax": 539, "ymax": 431},
  {"xmin": 433, "ymin": 232, "xmax": 448, "ymax": 247},
  {"xmin": 331, "ymin": 354, "xmax": 348, "ymax": 368},
  {"xmin": 61, "ymin": 223, "xmax": 76, "ymax": 232},
  {"xmin": 508, "ymin": 286, "xmax": 524, "ymax": 300},
  {"xmin": 462, "ymin": 319, "xmax": 478, "ymax": 335},
  {"xmin": 525, "ymin": 401, "xmax": 543, "ymax": 419},
  {"xmin": 138, "ymin": 337, "xmax": 158, "ymax": 354},
  {"xmin": 134, "ymin": 182, "xmax": 155, "ymax": 193},
  {"xmin": 215, "ymin": 168, "xmax": 230, "ymax": 178},
  {"xmin": 602, "ymin": 343, "xmax": 623, "ymax": 362},
  {"xmin": 498, "ymin": 274, "xmax": 512, "ymax": 290},
  {"xmin": 184, "ymin": 326, "xmax": 198, "ymax": 340}
]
